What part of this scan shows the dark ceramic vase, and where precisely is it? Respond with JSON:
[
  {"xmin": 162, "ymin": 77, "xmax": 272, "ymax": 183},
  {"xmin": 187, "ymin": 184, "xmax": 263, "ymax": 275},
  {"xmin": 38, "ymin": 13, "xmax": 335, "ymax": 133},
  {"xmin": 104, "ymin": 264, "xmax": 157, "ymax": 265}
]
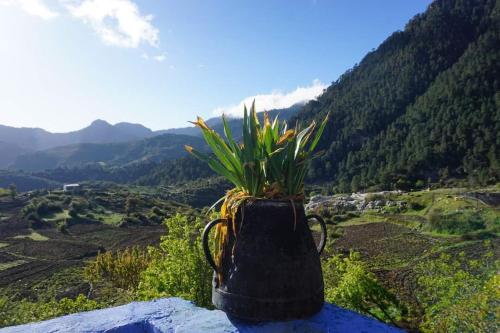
[{"xmin": 202, "ymin": 199, "xmax": 327, "ymax": 321}]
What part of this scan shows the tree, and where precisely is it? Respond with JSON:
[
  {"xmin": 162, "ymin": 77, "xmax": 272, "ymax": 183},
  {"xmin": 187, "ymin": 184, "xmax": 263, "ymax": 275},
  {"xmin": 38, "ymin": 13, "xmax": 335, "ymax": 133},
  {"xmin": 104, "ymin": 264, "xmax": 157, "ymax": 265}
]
[
  {"xmin": 138, "ymin": 214, "xmax": 212, "ymax": 307},
  {"xmin": 415, "ymin": 246, "xmax": 498, "ymax": 332},
  {"xmin": 322, "ymin": 252, "xmax": 406, "ymax": 326},
  {"xmin": 125, "ymin": 196, "xmax": 139, "ymax": 216},
  {"xmin": 350, "ymin": 175, "xmax": 361, "ymax": 193},
  {"xmin": 8, "ymin": 184, "xmax": 16, "ymax": 200}
]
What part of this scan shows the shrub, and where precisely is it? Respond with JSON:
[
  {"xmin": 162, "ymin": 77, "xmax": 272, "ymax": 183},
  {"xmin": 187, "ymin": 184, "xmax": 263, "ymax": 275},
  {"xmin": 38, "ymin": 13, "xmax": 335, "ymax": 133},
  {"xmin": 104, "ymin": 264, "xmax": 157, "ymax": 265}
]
[
  {"xmin": 0, "ymin": 188, "xmax": 9, "ymax": 197},
  {"xmin": 69, "ymin": 198, "xmax": 89, "ymax": 213},
  {"xmin": 332, "ymin": 214, "xmax": 349, "ymax": 223},
  {"xmin": 409, "ymin": 201, "xmax": 425, "ymax": 211},
  {"xmin": 120, "ymin": 213, "xmax": 148, "ymax": 226},
  {"xmin": 316, "ymin": 206, "xmax": 333, "ymax": 219},
  {"xmin": 365, "ymin": 193, "xmax": 386, "ymax": 203},
  {"xmin": 428, "ymin": 210, "xmax": 486, "ymax": 234},
  {"xmin": 346, "ymin": 211, "xmax": 359, "ymax": 219},
  {"xmin": 322, "ymin": 251, "xmax": 406, "ymax": 326},
  {"xmin": 84, "ymin": 246, "xmax": 151, "ymax": 291},
  {"xmin": 383, "ymin": 206, "xmax": 401, "ymax": 214},
  {"xmin": 0, "ymin": 295, "xmax": 103, "ymax": 328},
  {"xmin": 35, "ymin": 200, "xmax": 62, "ymax": 216},
  {"xmin": 415, "ymin": 247, "xmax": 498, "ymax": 332},
  {"xmin": 415, "ymin": 180, "xmax": 426, "ymax": 189},
  {"xmin": 137, "ymin": 214, "xmax": 212, "ymax": 308},
  {"xmin": 8, "ymin": 184, "xmax": 16, "ymax": 200},
  {"xmin": 68, "ymin": 208, "xmax": 79, "ymax": 218}
]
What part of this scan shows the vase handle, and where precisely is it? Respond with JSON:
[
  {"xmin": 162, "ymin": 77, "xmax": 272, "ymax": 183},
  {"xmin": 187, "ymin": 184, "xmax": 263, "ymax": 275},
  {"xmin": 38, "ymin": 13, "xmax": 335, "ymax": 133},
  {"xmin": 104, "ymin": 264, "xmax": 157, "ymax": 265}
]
[
  {"xmin": 202, "ymin": 218, "xmax": 225, "ymax": 272},
  {"xmin": 306, "ymin": 214, "xmax": 327, "ymax": 255}
]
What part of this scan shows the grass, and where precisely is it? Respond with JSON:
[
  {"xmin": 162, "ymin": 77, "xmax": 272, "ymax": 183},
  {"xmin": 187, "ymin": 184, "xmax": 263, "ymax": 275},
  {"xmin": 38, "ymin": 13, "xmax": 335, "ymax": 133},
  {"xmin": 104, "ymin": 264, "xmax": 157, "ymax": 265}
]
[
  {"xmin": 43, "ymin": 210, "xmax": 70, "ymax": 222},
  {"xmin": 340, "ymin": 214, "xmax": 387, "ymax": 226},
  {"xmin": 0, "ymin": 260, "xmax": 26, "ymax": 271},
  {"xmin": 95, "ymin": 212, "xmax": 124, "ymax": 225},
  {"xmin": 13, "ymin": 231, "xmax": 49, "ymax": 241},
  {"xmin": 315, "ymin": 186, "xmax": 500, "ymax": 240},
  {"xmin": 0, "ymin": 243, "xmax": 9, "ymax": 248}
]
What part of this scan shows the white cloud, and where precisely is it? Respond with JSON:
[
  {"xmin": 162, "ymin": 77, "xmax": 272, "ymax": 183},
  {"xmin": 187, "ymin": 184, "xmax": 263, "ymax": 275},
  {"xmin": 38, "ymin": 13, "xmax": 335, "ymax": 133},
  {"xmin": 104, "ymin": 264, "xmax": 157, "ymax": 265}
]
[
  {"xmin": 153, "ymin": 53, "xmax": 165, "ymax": 62},
  {"xmin": 63, "ymin": 0, "xmax": 159, "ymax": 48},
  {"xmin": 1, "ymin": 0, "xmax": 59, "ymax": 19},
  {"xmin": 140, "ymin": 52, "xmax": 166, "ymax": 62},
  {"xmin": 213, "ymin": 79, "xmax": 327, "ymax": 117}
]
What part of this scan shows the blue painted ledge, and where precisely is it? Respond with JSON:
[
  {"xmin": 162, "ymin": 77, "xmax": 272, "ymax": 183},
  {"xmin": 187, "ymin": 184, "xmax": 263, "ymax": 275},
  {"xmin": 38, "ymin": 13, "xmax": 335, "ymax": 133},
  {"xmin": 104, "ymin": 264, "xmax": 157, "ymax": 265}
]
[{"xmin": 0, "ymin": 297, "xmax": 404, "ymax": 333}]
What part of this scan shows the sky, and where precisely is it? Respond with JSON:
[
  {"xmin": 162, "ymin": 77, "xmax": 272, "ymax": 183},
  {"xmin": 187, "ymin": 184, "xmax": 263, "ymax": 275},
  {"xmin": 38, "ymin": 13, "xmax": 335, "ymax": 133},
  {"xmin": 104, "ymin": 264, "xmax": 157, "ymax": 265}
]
[{"xmin": 0, "ymin": 0, "xmax": 433, "ymax": 132}]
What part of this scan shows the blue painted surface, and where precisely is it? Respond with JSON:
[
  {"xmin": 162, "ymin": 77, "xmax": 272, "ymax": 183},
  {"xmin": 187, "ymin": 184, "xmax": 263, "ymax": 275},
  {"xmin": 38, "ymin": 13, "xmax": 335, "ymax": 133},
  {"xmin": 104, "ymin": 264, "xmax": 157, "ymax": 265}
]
[{"xmin": 0, "ymin": 298, "xmax": 404, "ymax": 333}]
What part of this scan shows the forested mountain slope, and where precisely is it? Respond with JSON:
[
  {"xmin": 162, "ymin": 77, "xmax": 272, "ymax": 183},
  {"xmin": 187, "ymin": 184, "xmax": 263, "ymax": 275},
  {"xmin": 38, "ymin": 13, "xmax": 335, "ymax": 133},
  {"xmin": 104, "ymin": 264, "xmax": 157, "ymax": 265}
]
[
  {"xmin": 297, "ymin": 0, "xmax": 499, "ymax": 191},
  {"xmin": 11, "ymin": 134, "xmax": 206, "ymax": 172}
]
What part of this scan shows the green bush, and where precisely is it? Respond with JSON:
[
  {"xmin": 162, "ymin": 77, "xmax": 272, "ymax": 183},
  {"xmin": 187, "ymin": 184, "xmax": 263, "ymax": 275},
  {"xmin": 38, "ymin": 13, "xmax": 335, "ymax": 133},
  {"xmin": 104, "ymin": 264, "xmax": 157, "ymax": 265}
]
[
  {"xmin": 332, "ymin": 214, "xmax": 349, "ymax": 223},
  {"xmin": 428, "ymin": 209, "xmax": 486, "ymax": 234},
  {"xmin": 365, "ymin": 193, "xmax": 386, "ymax": 203},
  {"xmin": 322, "ymin": 251, "xmax": 406, "ymax": 326},
  {"xmin": 415, "ymin": 180, "xmax": 426, "ymax": 189},
  {"xmin": 137, "ymin": 214, "xmax": 212, "ymax": 308},
  {"xmin": 415, "ymin": 246, "xmax": 498, "ymax": 332},
  {"xmin": 0, "ymin": 295, "xmax": 103, "ymax": 328},
  {"xmin": 383, "ymin": 206, "xmax": 401, "ymax": 214},
  {"xmin": 346, "ymin": 212, "xmax": 359, "ymax": 219},
  {"xmin": 0, "ymin": 188, "xmax": 9, "ymax": 197},
  {"xmin": 408, "ymin": 201, "xmax": 425, "ymax": 211},
  {"xmin": 84, "ymin": 246, "xmax": 151, "ymax": 291},
  {"xmin": 69, "ymin": 198, "xmax": 89, "ymax": 213},
  {"xmin": 35, "ymin": 199, "xmax": 62, "ymax": 216}
]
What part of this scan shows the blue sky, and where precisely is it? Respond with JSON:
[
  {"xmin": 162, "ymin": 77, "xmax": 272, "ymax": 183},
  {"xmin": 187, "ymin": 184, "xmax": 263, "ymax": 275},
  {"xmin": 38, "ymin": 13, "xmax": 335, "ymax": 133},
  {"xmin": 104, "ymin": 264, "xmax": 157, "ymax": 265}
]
[{"xmin": 0, "ymin": 0, "xmax": 432, "ymax": 132}]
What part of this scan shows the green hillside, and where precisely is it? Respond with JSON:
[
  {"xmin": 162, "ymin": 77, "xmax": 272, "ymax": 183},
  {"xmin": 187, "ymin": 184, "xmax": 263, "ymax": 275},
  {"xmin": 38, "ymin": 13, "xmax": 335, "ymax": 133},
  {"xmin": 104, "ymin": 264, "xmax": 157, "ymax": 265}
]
[
  {"xmin": 11, "ymin": 134, "xmax": 206, "ymax": 172},
  {"xmin": 296, "ymin": 0, "xmax": 499, "ymax": 191}
]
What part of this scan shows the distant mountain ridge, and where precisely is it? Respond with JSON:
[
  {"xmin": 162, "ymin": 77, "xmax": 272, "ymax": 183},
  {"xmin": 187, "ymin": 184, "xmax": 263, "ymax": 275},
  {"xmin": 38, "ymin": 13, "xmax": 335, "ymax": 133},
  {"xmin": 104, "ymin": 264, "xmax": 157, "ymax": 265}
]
[
  {"xmin": 0, "ymin": 119, "xmax": 156, "ymax": 151},
  {"xmin": 10, "ymin": 133, "xmax": 207, "ymax": 172},
  {"xmin": 0, "ymin": 120, "xmax": 160, "ymax": 167},
  {"xmin": 2, "ymin": 105, "xmax": 302, "ymax": 171}
]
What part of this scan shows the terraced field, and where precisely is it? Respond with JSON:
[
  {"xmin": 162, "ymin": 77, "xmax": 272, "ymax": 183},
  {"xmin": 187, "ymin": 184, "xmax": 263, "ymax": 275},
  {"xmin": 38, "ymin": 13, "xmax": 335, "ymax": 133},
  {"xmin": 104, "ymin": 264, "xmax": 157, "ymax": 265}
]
[
  {"xmin": 0, "ymin": 187, "xmax": 193, "ymax": 302},
  {"xmin": 318, "ymin": 186, "xmax": 500, "ymax": 313}
]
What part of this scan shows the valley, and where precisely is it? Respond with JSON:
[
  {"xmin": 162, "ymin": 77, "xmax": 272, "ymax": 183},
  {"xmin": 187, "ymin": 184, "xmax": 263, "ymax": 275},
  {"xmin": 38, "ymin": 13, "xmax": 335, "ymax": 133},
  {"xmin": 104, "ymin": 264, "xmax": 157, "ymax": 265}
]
[
  {"xmin": 0, "ymin": 0, "xmax": 498, "ymax": 331},
  {"xmin": 0, "ymin": 184, "xmax": 202, "ymax": 310},
  {"xmin": 0, "ymin": 183, "xmax": 498, "ymax": 330}
]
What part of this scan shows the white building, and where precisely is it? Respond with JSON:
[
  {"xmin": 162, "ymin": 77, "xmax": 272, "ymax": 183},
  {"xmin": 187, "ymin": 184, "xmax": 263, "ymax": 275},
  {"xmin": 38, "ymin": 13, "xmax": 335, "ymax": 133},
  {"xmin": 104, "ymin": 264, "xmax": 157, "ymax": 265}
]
[{"xmin": 63, "ymin": 184, "xmax": 81, "ymax": 192}]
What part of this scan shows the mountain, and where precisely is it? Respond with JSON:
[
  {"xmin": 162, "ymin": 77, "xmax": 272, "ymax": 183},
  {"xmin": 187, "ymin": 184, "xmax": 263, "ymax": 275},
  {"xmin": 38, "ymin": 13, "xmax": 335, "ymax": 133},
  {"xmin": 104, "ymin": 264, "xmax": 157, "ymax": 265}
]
[
  {"xmin": 0, "ymin": 141, "xmax": 31, "ymax": 168},
  {"xmin": 4, "ymin": 105, "xmax": 301, "ymax": 172},
  {"xmin": 4, "ymin": 0, "xmax": 499, "ymax": 192},
  {"xmin": 293, "ymin": 0, "xmax": 500, "ymax": 191},
  {"xmin": 0, "ymin": 120, "xmax": 158, "ymax": 167},
  {"xmin": 0, "ymin": 119, "xmax": 157, "ymax": 151},
  {"xmin": 0, "ymin": 170, "xmax": 60, "ymax": 192},
  {"xmin": 11, "ymin": 134, "xmax": 207, "ymax": 172}
]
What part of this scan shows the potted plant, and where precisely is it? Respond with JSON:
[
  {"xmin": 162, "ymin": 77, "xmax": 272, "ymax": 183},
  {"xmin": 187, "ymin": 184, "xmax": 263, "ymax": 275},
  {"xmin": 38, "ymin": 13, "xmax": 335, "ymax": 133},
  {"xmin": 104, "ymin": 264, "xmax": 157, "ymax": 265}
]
[{"xmin": 185, "ymin": 102, "xmax": 329, "ymax": 321}]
